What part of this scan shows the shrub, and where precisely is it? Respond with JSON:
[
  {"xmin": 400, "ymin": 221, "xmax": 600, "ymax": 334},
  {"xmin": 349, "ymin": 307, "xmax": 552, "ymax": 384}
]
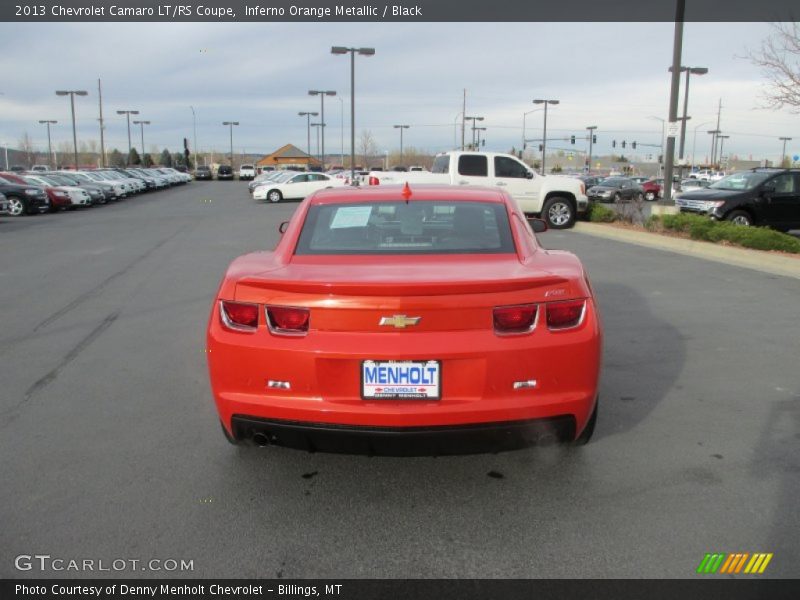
[{"xmin": 588, "ymin": 203, "xmax": 616, "ymax": 223}]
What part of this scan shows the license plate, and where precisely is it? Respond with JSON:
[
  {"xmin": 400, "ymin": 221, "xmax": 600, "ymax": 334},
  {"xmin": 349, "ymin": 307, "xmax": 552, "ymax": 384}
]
[{"xmin": 361, "ymin": 360, "xmax": 441, "ymax": 400}]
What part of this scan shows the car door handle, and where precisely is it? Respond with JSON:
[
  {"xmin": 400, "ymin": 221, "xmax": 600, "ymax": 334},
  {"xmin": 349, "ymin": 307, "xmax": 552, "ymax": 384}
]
[
  {"xmin": 495, "ymin": 181, "xmax": 507, "ymax": 186},
  {"xmin": 458, "ymin": 180, "xmax": 470, "ymax": 185}
]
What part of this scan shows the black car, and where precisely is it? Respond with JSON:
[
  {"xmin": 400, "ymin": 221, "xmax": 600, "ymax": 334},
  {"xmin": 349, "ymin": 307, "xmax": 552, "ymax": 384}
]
[
  {"xmin": 587, "ymin": 177, "xmax": 644, "ymax": 203},
  {"xmin": 194, "ymin": 165, "xmax": 213, "ymax": 180},
  {"xmin": 0, "ymin": 180, "xmax": 49, "ymax": 216},
  {"xmin": 675, "ymin": 168, "xmax": 800, "ymax": 231},
  {"xmin": 579, "ymin": 175, "xmax": 605, "ymax": 190},
  {"xmin": 217, "ymin": 165, "xmax": 233, "ymax": 180}
]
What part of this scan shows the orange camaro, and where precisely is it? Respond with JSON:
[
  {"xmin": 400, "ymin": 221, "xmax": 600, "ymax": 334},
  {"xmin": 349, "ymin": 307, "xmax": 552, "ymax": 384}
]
[{"xmin": 207, "ymin": 184, "xmax": 602, "ymax": 455}]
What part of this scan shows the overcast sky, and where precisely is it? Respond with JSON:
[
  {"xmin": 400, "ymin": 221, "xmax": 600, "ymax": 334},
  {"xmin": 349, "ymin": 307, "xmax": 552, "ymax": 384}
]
[{"xmin": 0, "ymin": 21, "xmax": 796, "ymax": 163}]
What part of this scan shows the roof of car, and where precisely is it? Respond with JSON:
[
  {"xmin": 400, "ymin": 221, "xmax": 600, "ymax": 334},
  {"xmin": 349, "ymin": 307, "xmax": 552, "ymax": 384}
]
[{"xmin": 310, "ymin": 184, "xmax": 508, "ymax": 205}]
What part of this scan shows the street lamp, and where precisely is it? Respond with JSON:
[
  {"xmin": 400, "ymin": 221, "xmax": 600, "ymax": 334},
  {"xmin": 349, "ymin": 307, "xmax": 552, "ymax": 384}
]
[
  {"xmin": 222, "ymin": 121, "xmax": 239, "ymax": 167},
  {"xmin": 331, "ymin": 46, "xmax": 375, "ymax": 183},
  {"xmin": 522, "ymin": 108, "xmax": 542, "ymax": 154},
  {"xmin": 38, "ymin": 120, "xmax": 57, "ymax": 169},
  {"xmin": 308, "ymin": 90, "xmax": 336, "ymax": 168},
  {"xmin": 586, "ymin": 125, "xmax": 597, "ymax": 174},
  {"xmin": 310, "ymin": 123, "xmax": 322, "ymax": 161},
  {"xmin": 717, "ymin": 135, "xmax": 730, "ymax": 166},
  {"xmin": 55, "ymin": 90, "xmax": 88, "ymax": 169},
  {"xmin": 116, "ymin": 109, "xmax": 140, "ymax": 165},
  {"xmin": 475, "ymin": 126, "xmax": 487, "ymax": 149},
  {"xmin": 465, "ymin": 116, "xmax": 484, "ymax": 150},
  {"xmin": 393, "ymin": 125, "xmax": 409, "ymax": 166},
  {"xmin": 132, "ymin": 120, "xmax": 150, "ymax": 166},
  {"xmin": 190, "ymin": 106, "xmax": 198, "ymax": 168},
  {"xmin": 691, "ymin": 121, "xmax": 712, "ymax": 168},
  {"xmin": 648, "ymin": 116, "xmax": 666, "ymax": 176},
  {"xmin": 707, "ymin": 129, "xmax": 721, "ymax": 165},
  {"xmin": 533, "ymin": 99, "xmax": 559, "ymax": 174},
  {"xmin": 779, "ymin": 136, "xmax": 792, "ymax": 166},
  {"xmin": 337, "ymin": 96, "xmax": 344, "ymax": 168},
  {"xmin": 298, "ymin": 111, "xmax": 319, "ymax": 158},
  {"xmin": 669, "ymin": 66, "xmax": 708, "ymax": 174}
]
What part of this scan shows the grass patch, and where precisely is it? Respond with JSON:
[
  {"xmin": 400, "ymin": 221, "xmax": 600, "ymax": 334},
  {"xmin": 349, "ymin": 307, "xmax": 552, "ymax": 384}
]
[
  {"xmin": 587, "ymin": 202, "xmax": 617, "ymax": 223},
  {"xmin": 647, "ymin": 213, "xmax": 800, "ymax": 254}
]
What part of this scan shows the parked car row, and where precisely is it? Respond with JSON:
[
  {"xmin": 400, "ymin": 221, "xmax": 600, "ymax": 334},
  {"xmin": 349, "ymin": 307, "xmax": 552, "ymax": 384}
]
[
  {"xmin": 249, "ymin": 169, "xmax": 347, "ymax": 202},
  {"xmin": 0, "ymin": 167, "xmax": 191, "ymax": 217}
]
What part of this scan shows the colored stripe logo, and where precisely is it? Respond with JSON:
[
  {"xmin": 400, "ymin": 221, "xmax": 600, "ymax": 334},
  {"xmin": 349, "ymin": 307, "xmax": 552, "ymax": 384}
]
[{"xmin": 697, "ymin": 553, "xmax": 773, "ymax": 574}]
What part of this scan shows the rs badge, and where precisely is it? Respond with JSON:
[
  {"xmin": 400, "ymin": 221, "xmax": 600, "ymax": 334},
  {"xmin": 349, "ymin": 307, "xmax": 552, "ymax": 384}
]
[{"xmin": 379, "ymin": 315, "xmax": 421, "ymax": 329}]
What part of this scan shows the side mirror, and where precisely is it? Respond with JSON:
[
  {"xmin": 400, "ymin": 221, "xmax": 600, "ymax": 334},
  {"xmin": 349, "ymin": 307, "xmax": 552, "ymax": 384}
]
[
  {"xmin": 527, "ymin": 217, "xmax": 548, "ymax": 233},
  {"xmin": 278, "ymin": 221, "xmax": 289, "ymax": 234},
  {"xmin": 525, "ymin": 171, "xmax": 534, "ymax": 179}
]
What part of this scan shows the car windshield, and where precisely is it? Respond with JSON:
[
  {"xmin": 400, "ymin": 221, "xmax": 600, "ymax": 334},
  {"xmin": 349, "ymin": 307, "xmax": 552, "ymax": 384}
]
[
  {"xmin": 22, "ymin": 176, "xmax": 49, "ymax": 186},
  {"xmin": 709, "ymin": 171, "xmax": 772, "ymax": 190},
  {"xmin": 601, "ymin": 178, "xmax": 627, "ymax": 187},
  {"xmin": 295, "ymin": 200, "xmax": 515, "ymax": 256},
  {"xmin": 47, "ymin": 174, "xmax": 75, "ymax": 185}
]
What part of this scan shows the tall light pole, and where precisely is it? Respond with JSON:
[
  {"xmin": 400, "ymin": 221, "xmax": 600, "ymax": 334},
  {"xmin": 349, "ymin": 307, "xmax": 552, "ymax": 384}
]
[
  {"xmin": 670, "ymin": 65, "xmax": 708, "ymax": 176},
  {"xmin": 522, "ymin": 108, "xmax": 541, "ymax": 155},
  {"xmin": 707, "ymin": 129, "xmax": 721, "ymax": 165},
  {"xmin": 691, "ymin": 121, "xmax": 712, "ymax": 168},
  {"xmin": 475, "ymin": 126, "xmax": 486, "ymax": 149},
  {"xmin": 298, "ymin": 111, "xmax": 318, "ymax": 158},
  {"xmin": 533, "ymin": 99, "xmax": 559, "ymax": 174},
  {"xmin": 222, "ymin": 121, "xmax": 239, "ymax": 167},
  {"xmin": 393, "ymin": 125, "xmax": 409, "ymax": 166},
  {"xmin": 779, "ymin": 136, "xmax": 792, "ymax": 167},
  {"xmin": 337, "ymin": 96, "xmax": 344, "ymax": 167},
  {"xmin": 132, "ymin": 120, "xmax": 150, "ymax": 165},
  {"xmin": 311, "ymin": 123, "xmax": 322, "ymax": 163},
  {"xmin": 649, "ymin": 116, "xmax": 666, "ymax": 176},
  {"xmin": 190, "ymin": 106, "xmax": 198, "ymax": 169},
  {"xmin": 717, "ymin": 135, "xmax": 730, "ymax": 167},
  {"xmin": 586, "ymin": 125, "xmax": 597, "ymax": 173},
  {"xmin": 55, "ymin": 89, "xmax": 88, "ymax": 169},
  {"xmin": 309, "ymin": 89, "xmax": 336, "ymax": 168},
  {"xmin": 116, "ymin": 109, "xmax": 139, "ymax": 165},
  {"xmin": 465, "ymin": 116, "xmax": 483, "ymax": 150},
  {"xmin": 331, "ymin": 46, "xmax": 375, "ymax": 183},
  {"xmin": 38, "ymin": 120, "xmax": 57, "ymax": 169}
]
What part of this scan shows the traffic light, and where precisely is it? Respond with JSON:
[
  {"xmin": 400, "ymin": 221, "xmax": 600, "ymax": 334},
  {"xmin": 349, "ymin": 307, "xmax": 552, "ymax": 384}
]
[
  {"xmin": 570, "ymin": 135, "xmax": 575, "ymax": 145},
  {"xmin": 612, "ymin": 140, "xmax": 616, "ymax": 148},
  {"xmin": 592, "ymin": 135, "xmax": 597, "ymax": 144},
  {"xmin": 622, "ymin": 141, "xmax": 627, "ymax": 148},
  {"xmin": 632, "ymin": 141, "xmax": 637, "ymax": 149}
]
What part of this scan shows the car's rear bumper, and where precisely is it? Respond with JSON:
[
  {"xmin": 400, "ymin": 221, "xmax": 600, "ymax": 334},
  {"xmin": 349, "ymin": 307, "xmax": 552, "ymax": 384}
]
[{"xmin": 228, "ymin": 414, "xmax": 577, "ymax": 455}]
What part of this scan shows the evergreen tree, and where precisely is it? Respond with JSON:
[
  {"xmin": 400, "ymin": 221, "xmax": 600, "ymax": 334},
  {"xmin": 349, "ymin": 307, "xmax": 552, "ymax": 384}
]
[{"xmin": 159, "ymin": 149, "xmax": 172, "ymax": 167}]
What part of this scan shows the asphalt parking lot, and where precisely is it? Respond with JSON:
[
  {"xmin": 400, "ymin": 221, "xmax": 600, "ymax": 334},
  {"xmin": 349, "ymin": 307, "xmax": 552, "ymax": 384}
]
[{"xmin": 1, "ymin": 181, "xmax": 798, "ymax": 578}]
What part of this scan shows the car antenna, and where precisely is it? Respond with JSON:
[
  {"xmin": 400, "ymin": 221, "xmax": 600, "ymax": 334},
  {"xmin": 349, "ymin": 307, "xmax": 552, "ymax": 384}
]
[{"xmin": 402, "ymin": 182, "xmax": 412, "ymax": 204}]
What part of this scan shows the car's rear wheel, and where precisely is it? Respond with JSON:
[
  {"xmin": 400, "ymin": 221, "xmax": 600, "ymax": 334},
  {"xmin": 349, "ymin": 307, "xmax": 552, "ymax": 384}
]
[
  {"xmin": 7, "ymin": 196, "xmax": 26, "ymax": 217},
  {"xmin": 542, "ymin": 196, "xmax": 575, "ymax": 229},
  {"xmin": 644, "ymin": 191, "xmax": 655, "ymax": 201},
  {"xmin": 613, "ymin": 192, "xmax": 622, "ymax": 203},
  {"xmin": 267, "ymin": 189, "xmax": 283, "ymax": 203},
  {"xmin": 726, "ymin": 210, "xmax": 753, "ymax": 226},
  {"xmin": 572, "ymin": 398, "xmax": 598, "ymax": 446}
]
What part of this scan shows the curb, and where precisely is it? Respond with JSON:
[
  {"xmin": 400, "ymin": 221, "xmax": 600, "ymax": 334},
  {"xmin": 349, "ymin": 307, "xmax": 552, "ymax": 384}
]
[{"xmin": 572, "ymin": 222, "xmax": 800, "ymax": 281}]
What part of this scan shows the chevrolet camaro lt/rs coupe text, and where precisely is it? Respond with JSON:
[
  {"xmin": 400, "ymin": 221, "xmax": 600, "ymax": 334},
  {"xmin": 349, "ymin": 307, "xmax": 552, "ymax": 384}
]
[{"xmin": 207, "ymin": 184, "xmax": 602, "ymax": 455}]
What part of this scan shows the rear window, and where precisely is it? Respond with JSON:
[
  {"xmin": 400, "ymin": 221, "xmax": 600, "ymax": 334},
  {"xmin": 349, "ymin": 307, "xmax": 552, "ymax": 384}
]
[{"xmin": 295, "ymin": 200, "xmax": 515, "ymax": 255}]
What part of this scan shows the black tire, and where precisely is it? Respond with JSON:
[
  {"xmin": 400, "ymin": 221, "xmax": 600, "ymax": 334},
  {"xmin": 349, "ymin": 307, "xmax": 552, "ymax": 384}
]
[
  {"xmin": 267, "ymin": 189, "xmax": 283, "ymax": 203},
  {"xmin": 726, "ymin": 210, "xmax": 753, "ymax": 226},
  {"xmin": 542, "ymin": 196, "xmax": 576, "ymax": 229},
  {"xmin": 221, "ymin": 421, "xmax": 240, "ymax": 446},
  {"xmin": 7, "ymin": 196, "xmax": 27, "ymax": 217},
  {"xmin": 644, "ymin": 191, "xmax": 656, "ymax": 201},
  {"xmin": 573, "ymin": 398, "xmax": 598, "ymax": 446},
  {"xmin": 613, "ymin": 192, "xmax": 622, "ymax": 203}
]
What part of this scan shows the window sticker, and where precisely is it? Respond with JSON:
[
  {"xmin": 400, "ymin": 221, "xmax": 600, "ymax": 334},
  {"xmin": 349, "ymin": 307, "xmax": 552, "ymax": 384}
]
[{"xmin": 330, "ymin": 206, "xmax": 373, "ymax": 229}]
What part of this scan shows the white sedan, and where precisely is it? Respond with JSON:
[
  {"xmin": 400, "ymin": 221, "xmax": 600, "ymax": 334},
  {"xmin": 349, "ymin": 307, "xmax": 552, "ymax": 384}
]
[{"xmin": 253, "ymin": 172, "xmax": 346, "ymax": 202}]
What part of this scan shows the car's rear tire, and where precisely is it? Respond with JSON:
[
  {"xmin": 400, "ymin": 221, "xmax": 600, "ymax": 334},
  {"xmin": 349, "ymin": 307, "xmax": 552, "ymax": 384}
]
[
  {"xmin": 644, "ymin": 191, "xmax": 655, "ymax": 201},
  {"xmin": 726, "ymin": 210, "xmax": 753, "ymax": 226},
  {"xmin": 613, "ymin": 192, "xmax": 622, "ymax": 203},
  {"xmin": 7, "ymin": 196, "xmax": 26, "ymax": 217},
  {"xmin": 573, "ymin": 398, "xmax": 598, "ymax": 446},
  {"xmin": 542, "ymin": 196, "xmax": 575, "ymax": 229},
  {"xmin": 267, "ymin": 189, "xmax": 283, "ymax": 203}
]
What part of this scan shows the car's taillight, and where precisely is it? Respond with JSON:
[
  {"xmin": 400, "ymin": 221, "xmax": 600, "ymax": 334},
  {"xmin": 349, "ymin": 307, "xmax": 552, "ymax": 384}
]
[
  {"xmin": 546, "ymin": 299, "xmax": 586, "ymax": 330},
  {"xmin": 220, "ymin": 300, "xmax": 259, "ymax": 332},
  {"xmin": 368, "ymin": 176, "xmax": 380, "ymax": 185},
  {"xmin": 266, "ymin": 305, "xmax": 310, "ymax": 336},
  {"xmin": 493, "ymin": 304, "xmax": 537, "ymax": 334}
]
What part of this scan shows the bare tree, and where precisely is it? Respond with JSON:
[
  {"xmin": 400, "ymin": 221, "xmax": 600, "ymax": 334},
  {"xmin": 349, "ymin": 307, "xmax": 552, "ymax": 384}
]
[
  {"xmin": 18, "ymin": 131, "xmax": 35, "ymax": 167},
  {"xmin": 747, "ymin": 22, "xmax": 800, "ymax": 112},
  {"xmin": 358, "ymin": 129, "xmax": 378, "ymax": 169}
]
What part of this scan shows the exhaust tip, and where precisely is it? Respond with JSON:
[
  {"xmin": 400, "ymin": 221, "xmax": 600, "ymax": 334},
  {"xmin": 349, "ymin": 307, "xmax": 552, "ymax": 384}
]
[{"xmin": 252, "ymin": 432, "xmax": 270, "ymax": 447}]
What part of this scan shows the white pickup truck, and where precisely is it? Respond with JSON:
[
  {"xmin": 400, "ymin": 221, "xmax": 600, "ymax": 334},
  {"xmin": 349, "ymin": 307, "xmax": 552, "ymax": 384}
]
[{"xmin": 367, "ymin": 151, "xmax": 588, "ymax": 229}]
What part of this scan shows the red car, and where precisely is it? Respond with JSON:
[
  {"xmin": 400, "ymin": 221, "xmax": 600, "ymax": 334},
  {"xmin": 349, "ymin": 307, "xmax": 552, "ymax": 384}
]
[
  {"xmin": 641, "ymin": 179, "xmax": 662, "ymax": 201},
  {"xmin": 207, "ymin": 185, "xmax": 602, "ymax": 455}
]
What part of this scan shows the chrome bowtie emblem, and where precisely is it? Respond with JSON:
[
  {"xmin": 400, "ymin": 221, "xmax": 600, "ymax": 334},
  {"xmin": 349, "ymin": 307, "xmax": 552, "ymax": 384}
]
[{"xmin": 379, "ymin": 315, "xmax": 421, "ymax": 328}]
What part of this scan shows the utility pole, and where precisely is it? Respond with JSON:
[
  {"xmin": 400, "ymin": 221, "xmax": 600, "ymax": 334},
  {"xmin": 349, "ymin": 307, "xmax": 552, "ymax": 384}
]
[
  {"xmin": 461, "ymin": 89, "xmax": 466, "ymax": 151},
  {"xmin": 779, "ymin": 137, "xmax": 792, "ymax": 167},
  {"xmin": 711, "ymin": 98, "xmax": 722, "ymax": 165},
  {"xmin": 662, "ymin": 0, "xmax": 685, "ymax": 204},
  {"xmin": 586, "ymin": 126, "xmax": 597, "ymax": 173},
  {"xmin": 98, "ymin": 79, "xmax": 106, "ymax": 167}
]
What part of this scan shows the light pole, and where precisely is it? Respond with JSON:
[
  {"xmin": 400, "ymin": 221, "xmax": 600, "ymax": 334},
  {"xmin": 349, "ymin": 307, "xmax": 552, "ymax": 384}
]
[
  {"xmin": 190, "ymin": 106, "xmax": 198, "ymax": 169},
  {"xmin": 707, "ymin": 129, "xmax": 721, "ymax": 165},
  {"xmin": 586, "ymin": 125, "xmax": 597, "ymax": 173},
  {"xmin": 55, "ymin": 90, "xmax": 88, "ymax": 169},
  {"xmin": 453, "ymin": 112, "xmax": 463, "ymax": 150},
  {"xmin": 691, "ymin": 121, "xmax": 712, "ymax": 168},
  {"xmin": 311, "ymin": 123, "xmax": 322, "ymax": 163},
  {"xmin": 393, "ymin": 125, "xmax": 409, "ymax": 166},
  {"xmin": 116, "ymin": 109, "xmax": 139, "ymax": 165},
  {"xmin": 522, "ymin": 108, "xmax": 541, "ymax": 155},
  {"xmin": 38, "ymin": 120, "xmax": 57, "ymax": 169},
  {"xmin": 779, "ymin": 137, "xmax": 792, "ymax": 166},
  {"xmin": 670, "ymin": 66, "xmax": 708, "ymax": 171},
  {"xmin": 717, "ymin": 135, "xmax": 730, "ymax": 167},
  {"xmin": 475, "ymin": 126, "xmax": 486, "ymax": 149},
  {"xmin": 132, "ymin": 120, "xmax": 150, "ymax": 165},
  {"xmin": 331, "ymin": 46, "xmax": 375, "ymax": 182},
  {"xmin": 298, "ymin": 111, "xmax": 318, "ymax": 158},
  {"xmin": 649, "ymin": 116, "xmax": 666, "ymax": 176},
  {"xmin": 533, "ymin": 99, "xmax": 559, "ymax": 174},
  {"xmin": 465, "ymin": 116, "xmax": 483, "ymax": 150},
  {"xmin": 222, "ymin": 121, "xmax": 239, "ymax": 167},
  {"xmin": 309, "ymin": 89, "xmax": 336, "ymax": 169},
  {"xmin": 337, "ymin": 96, "xmax": 344, "ymax": 167}
]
